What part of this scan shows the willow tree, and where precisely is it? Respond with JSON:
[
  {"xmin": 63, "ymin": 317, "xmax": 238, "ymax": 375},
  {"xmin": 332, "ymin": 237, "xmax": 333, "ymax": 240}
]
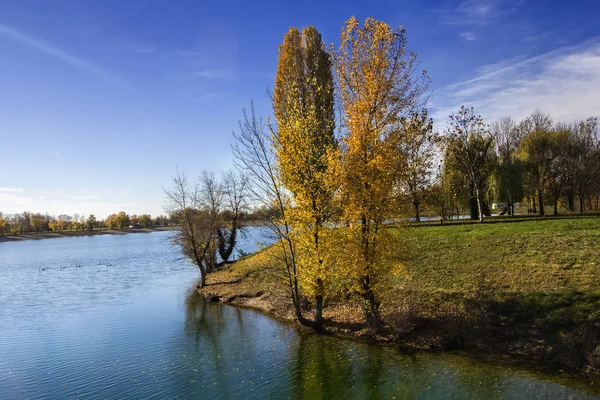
[
  {"xmin": 518, "ymin": 127, "xmax": 556, "ymax": 217},
  {"xmin": 273, "ymin": 26, "xmax": 337, "ymax": 330},
  {"xmin": 517, "ymin": 110, "xmax": 554, "ymax": 215},
  {"xmin": 573, "ymin": 118, "xmax": 600, "ymax": 213},
  {"xmin": 491, "ymin": 117, "xmax": 524, "ymax": 216},
  {"xmin": 443, "ymin": 106, "xmax": 495, "ymax": 222},
  {"xmin": 164, "ymin": 170, "xmax": 215, "ymax": 288},
  {"xmin": 335, "ymin": 17, "xmax": 429, "ymax": 330},
  {"xmin": 398, "ymin": 109, "xmax": 436, "ymax": 222},
  {"xmin": 164, "ymin": 170, "xmax": 246, "ymax": 288}
]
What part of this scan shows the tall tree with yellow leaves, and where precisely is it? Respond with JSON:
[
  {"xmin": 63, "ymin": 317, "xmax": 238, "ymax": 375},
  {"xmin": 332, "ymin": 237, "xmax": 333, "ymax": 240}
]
[
  {"xmin": 335, "ymin": 17, "xmax": 429, "ymax": 330},
  {"xmin": 273, "ymin": 26, "xmax": 337, "ymax": 330}
]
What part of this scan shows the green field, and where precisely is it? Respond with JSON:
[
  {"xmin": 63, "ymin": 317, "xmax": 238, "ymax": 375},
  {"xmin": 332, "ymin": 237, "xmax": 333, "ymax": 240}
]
[
  {"xmin": 385, "ymin": 216, "xmax": 600, "ymax": 370},
  {"xmin": 399, "ymin": 216, "xmax": 600, "ymax": 297}
]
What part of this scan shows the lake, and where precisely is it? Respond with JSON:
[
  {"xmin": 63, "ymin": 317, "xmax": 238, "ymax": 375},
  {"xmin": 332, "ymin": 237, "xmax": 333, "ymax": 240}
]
[{"xmin": 0, "ymin": 228, "xmax": 598, "ymax": 399}]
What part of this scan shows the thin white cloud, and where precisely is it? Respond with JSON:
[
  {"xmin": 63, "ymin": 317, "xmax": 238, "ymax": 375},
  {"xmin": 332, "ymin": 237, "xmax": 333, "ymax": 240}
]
[
  {"xmin": 168, "ymin": 49, "xmax": 210, "ymax": 59},
  {"xmin": 455, "ymin": 0, "xmax": 497, "ymax": 24},
  {"xmin": 436, "ymin": 0, "xmax": 525, "ymax": 39},
  {"xmin": 0, "ymin": 23, "xmax": 123, "ymax": 84},
  {"xmin": 0, "ymin": 187, "xmax": 23, "ymax": 193},
  {"xmin": 442, "ymin": 0, "xmax": 521, "ymax": 26},
  {"xmin": 433, "ymin": 38, "xmax": 600, "ymax": 125},
  {"xmin": 51, "ymin": 150, "xmax": 67, "ymax": 162},
  {"xmin": 460, "ymin": 31, "xmax": 477, "ymax": 41},
  {"xmin": 192, "ymin": 69, "xmax": 234, "ymax": 79}
]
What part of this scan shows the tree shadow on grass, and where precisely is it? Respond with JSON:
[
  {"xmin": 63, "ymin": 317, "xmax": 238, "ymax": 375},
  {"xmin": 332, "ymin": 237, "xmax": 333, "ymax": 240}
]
[{"xmin": 402, "ymin": 291, "xmax": 600, "ymax": 371}]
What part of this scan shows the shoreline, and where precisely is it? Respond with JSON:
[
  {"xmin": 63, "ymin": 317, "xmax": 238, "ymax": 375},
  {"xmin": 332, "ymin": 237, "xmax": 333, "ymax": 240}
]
[
  {"xmin": 198, "ymin": 282, "xmax": 599, "ymax": 381},
  {"xmin": 197, "ymin": 287, "xmax": 600, "ymax": 397},
  {"xmin": 197, "ymin": 217, "xmax": 600, "ymax": 379},
  {"xmin": 0, "ymin": 226, "xmax": 179, "ymax": 243}
]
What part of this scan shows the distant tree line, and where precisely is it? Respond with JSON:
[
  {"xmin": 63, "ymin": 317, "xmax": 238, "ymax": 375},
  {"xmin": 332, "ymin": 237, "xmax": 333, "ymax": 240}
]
[
  {"xmin": 0, "ymin": 203, "xmax": 281, "ymax": 237},
  {"xmin": 431, "ymin": 108, "xmax": 599, "ymax": 221},
  {"xmin": 0, "ymin": 211, "xmax": 172, "ymax": 235}
]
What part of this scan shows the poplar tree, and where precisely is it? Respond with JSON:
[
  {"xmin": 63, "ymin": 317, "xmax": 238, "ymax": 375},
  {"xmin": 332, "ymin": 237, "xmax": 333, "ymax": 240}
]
[
  {"xmin": 273, "ymin": 26, "xmax": 337, "ymax": 330},
  {"xmin": 335, "ymin": 17, "xmax": 429, "ymax": 330}
]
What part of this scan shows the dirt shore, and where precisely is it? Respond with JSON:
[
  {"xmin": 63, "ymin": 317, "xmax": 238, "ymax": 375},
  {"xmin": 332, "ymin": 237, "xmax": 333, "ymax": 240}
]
[
  {"xmin": 0, "ymin": 226, "xmax": 178, "ymax": 242},
  {"xmin": 199, "ymin": 266, "xmax": 600, "ymax": 381}
]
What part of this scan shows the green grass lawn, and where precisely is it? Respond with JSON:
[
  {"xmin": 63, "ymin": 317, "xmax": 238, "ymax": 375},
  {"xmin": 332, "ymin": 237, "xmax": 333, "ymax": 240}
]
[
  {"xmin": 388, "ymin": 216, "xmax": 600, "ymax": 369},
  {"xmin": 397, "ymin": 216, "xmax": 600, "ymax": 296},
  {"xmin": 393, "ymin": 216, "xmax": 600, "ymax": 326}
]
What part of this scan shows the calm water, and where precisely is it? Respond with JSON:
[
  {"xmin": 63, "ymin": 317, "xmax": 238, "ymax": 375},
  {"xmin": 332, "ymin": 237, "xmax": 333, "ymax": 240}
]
[{"xmin": 0, "ymin": 229, "xmax": 598, "ymax": 399}]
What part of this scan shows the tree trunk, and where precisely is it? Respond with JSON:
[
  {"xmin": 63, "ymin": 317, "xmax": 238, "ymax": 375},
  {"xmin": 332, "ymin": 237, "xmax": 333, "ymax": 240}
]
[
  {"xmin": 475, "ymin": 188, "xmax": 484, "ymax": 222},
  {"xmin": 553, "ymin": 197, "xmax": 559, "ymax": 216},
  {"xmin": 358, "ymin": 275, "xmax": 382, "ymax": 331},
  {"xmin": 538, "ymin": 189, "xmax": 545, "ymax": 216},
  {"xmin": 292, "ymin": 289, "xmax": 307, "ymax": 325},
  {"xmin": 199, "ymin": 269, "xmax": 206, "ymax": 288},
  {"xmin": 362, "ymin": 292, "xmax": 381, "ymax": 331},
  {"xmin": 413, "ymin": 200, "xmax": 420, "ymax": 222},
  {"xmin": 511, "ymin": 203, "xmax": 515, "ymax": 216},
  {"xmin": 532, "ymin": 195, "xmax": 537, "ymax": 214},
  {"xmin": 580, "ymin": 196, "xmax": 584, "ymax": 213},
  {"xmin": 568, "ymin": 194, "xmax": 574, "ymax": 212},
  {"xmin": 289, "ymin": 278, "xmax": 320, "ymax": 331},
  {"xmin": 469, "ymin": 197, "xmax": 479, "ymax": 220},
  {"xmin": 314, "ymin": 279, "xmax": 324, "ymax": 328}
]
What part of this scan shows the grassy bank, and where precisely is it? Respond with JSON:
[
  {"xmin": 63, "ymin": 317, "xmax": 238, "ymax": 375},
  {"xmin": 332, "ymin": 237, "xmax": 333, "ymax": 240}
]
[
  {"xmin": 200, "ymin": 215, "xmax": 600, "ymax": 373},
  {"xmin": 0, "ymin": 226, "xmax": 178, "ymax": 242}
]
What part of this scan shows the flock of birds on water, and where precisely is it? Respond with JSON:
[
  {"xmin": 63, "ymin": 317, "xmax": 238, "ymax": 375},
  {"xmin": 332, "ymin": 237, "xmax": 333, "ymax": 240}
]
[{"xmin": 39, "ymin": 262, "xmax": 113, "ymax": 271}]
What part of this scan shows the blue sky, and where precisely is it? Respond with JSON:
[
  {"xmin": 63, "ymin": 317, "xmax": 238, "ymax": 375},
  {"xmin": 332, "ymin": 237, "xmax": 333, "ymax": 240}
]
[{"xmin": 0, "ymin": 0, "xmax": 599, "ymax": 218}]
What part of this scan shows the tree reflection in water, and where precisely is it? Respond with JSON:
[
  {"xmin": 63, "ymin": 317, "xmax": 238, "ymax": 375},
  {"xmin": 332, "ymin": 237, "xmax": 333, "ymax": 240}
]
[{"xmin": 182, "ymin": 288, "xmax": 600, "ymax": 399}]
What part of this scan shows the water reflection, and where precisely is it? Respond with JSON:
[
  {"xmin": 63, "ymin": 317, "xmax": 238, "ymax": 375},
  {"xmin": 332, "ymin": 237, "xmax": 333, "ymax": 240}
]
[
  {"xmin": 183, "ymin": 290, "xmax": 600, "ymax": 399},
  {"xmin": 182, "ymin": 290, "xmax": 297, "ymax": 398}
]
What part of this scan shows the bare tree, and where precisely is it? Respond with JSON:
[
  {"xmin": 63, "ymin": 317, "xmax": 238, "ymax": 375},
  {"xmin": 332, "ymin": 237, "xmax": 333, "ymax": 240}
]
[
  {"xmin": 164, "ymin": 170, "xmax": 217, "ymax": 287},
  {"xmin": 164, "ymin": 169, "xmax": 249, "ymax": 287},
  {"xmin": 232, "ymin": 102, "xmax": 315, "ymax": 328}
]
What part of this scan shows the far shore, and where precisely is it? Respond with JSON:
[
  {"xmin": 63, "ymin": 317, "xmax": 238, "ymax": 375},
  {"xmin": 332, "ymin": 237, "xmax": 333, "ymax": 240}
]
[{"xmin": 0, "ymin": 226, "xmax": 179, "ymax": 243}]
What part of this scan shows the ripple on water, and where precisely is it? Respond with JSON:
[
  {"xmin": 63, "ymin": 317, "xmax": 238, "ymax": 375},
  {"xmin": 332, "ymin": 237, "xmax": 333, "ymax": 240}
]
[{"xmin": 0, "ymin": 229, "xmax": 599, "ymax": 399}]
